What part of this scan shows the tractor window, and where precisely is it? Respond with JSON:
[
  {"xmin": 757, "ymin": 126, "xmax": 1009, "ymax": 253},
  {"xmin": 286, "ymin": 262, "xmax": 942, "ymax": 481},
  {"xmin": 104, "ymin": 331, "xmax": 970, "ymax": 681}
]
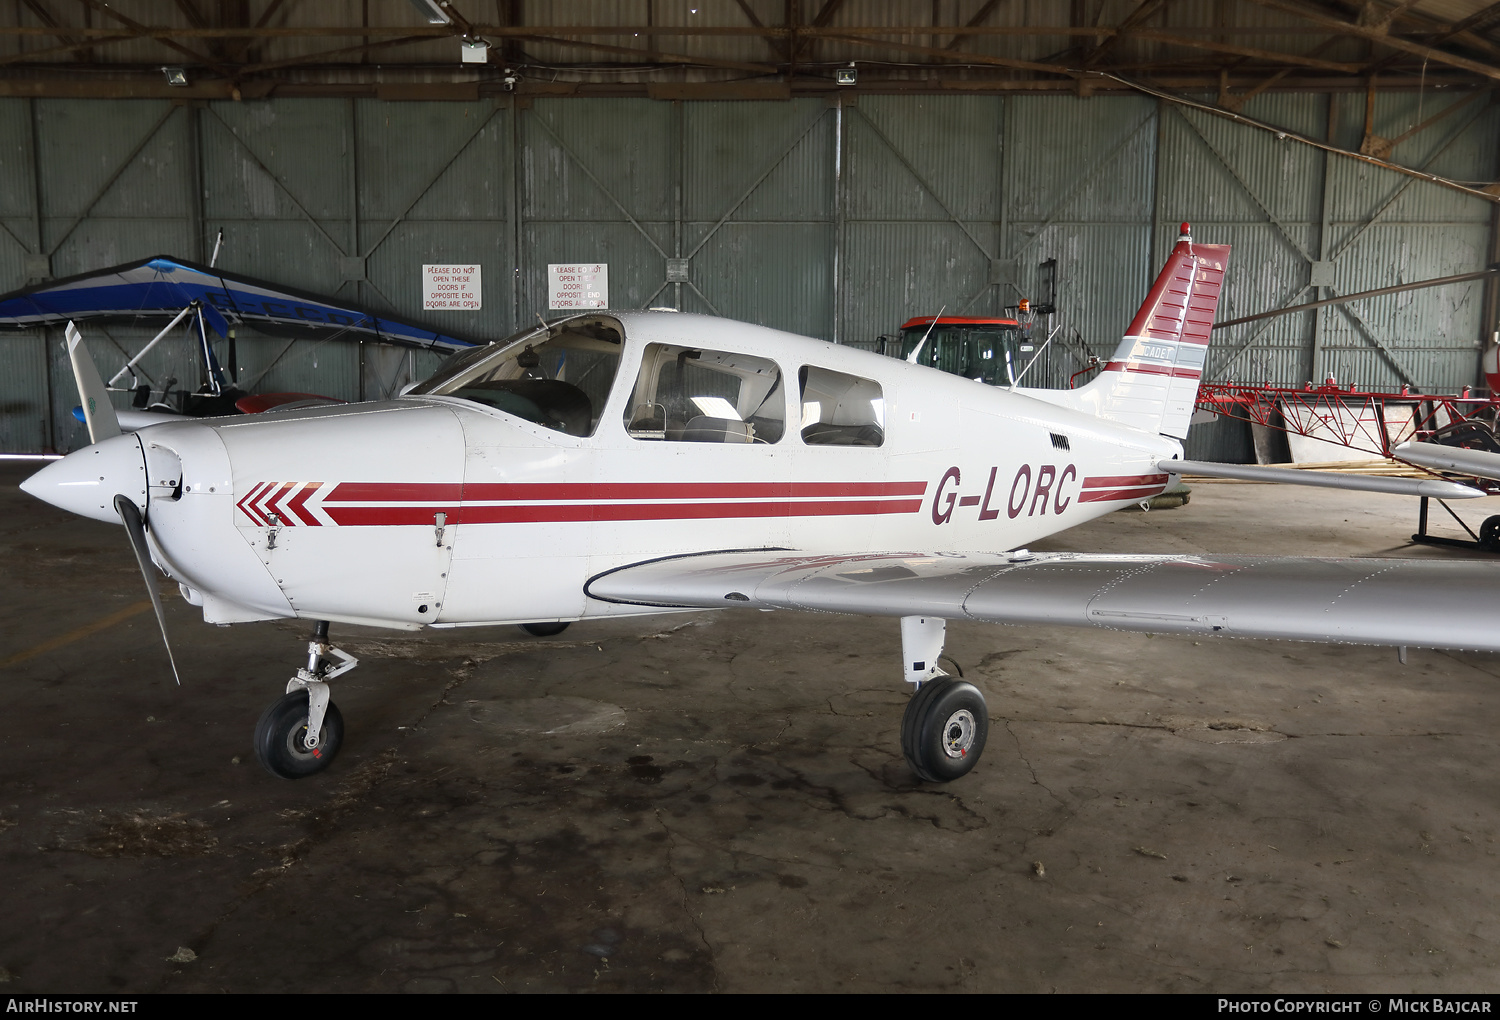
[
  {"xmin": 799, "ymin": 366, "xmax": 884, "ymax": 447},
  {"xmin": 409, "ymin": 315, "xmax": 624, "ymax": 437},
  {"xmin": 624, "ymin": 343, "xmax": 785, "ymax": 444},
  {"xmin": 900, "ymin": 323, "xmax": 1026, "ymax": 385}
]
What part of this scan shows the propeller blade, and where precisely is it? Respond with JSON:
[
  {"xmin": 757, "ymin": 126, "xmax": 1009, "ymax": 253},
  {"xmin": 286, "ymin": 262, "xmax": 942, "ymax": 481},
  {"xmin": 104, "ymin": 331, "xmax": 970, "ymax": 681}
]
[
  {"xmin": 113, "ymin": 494, "xmax": 181, "ymax": 686},
  {"xmin": 67, "ymin": 321, "xmax": 121, "ymax": 445}
]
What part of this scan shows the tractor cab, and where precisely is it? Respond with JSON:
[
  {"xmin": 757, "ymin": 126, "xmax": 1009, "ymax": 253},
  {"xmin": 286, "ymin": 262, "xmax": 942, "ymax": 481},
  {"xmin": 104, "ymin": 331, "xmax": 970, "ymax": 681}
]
[{"xmin": 898, "ymin": 315, "xmax": 1031, "ymax": 386}]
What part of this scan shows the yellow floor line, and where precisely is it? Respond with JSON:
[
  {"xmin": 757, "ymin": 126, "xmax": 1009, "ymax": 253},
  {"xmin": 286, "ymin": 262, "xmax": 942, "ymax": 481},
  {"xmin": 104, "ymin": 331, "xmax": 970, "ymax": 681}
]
[{"xmin": 1, "ymin": 600, "xmax": 154, "ymax": 668}]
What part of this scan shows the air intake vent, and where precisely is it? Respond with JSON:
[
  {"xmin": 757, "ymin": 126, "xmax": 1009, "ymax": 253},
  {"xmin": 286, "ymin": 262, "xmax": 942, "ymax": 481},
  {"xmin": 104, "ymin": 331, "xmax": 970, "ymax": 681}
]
[{"xmin": 1050, "ymin": 433, "xmax": 1070, "ymax": 451}]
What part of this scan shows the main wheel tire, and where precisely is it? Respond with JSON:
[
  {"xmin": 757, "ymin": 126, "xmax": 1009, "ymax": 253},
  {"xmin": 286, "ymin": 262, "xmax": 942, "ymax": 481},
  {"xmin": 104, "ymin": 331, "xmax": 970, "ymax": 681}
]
[
  {"xmin": 900, "ymin": 676, "xmax": 988, "ymax": 783},
  {"xmin": 521, "ymin": 621, "xmax": 570, "ymax": 637},
  {"xmin": 253, "ymin": 690, "xmax": 343, "ymax": 780},
  {"xmin": 1482, "ymin": 515, "xmax": 1500, "ymax": 552}
]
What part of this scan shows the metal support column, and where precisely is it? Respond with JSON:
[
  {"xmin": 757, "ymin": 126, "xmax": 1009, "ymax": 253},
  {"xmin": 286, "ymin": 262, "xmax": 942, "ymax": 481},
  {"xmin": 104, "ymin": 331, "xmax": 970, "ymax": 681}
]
[
  {"xmin": 674, "ymin": 99, "xmax": 684, "ymax": 312},
  {"xmin": 997, "ymin": 94, "xmax": 1011, "ymax": 301},
  {"xmin": 29, "ymin": 98, "xmax": 53, "ymax": 452},
  {"xmin": 1311, "ymin": 93, "xmax": 1338, "ymax": 386},
  {"xmin": 187, "ymin": 102, "xmax": 205, "ymax": 263},
  {"xmin": 510, "ymin": 96, "xmax": 523, "ymax": 333},
  {"xmin": 27, "ymin": 97, "xmax": 44, "ymax": 265},
  {"xmin": 1481, "ymin": 126, "xmax": 1500, "ymax": 391},
  {"xmin": 832, "ymin": 93, "xmax": 844, "ymax": 344},
  {"xmin": 348, "ymin": 98, "xmax": 363, "ymax": 400},
  {"xmin": 1150, "ymin": 98, "xmax": 1165, "ymax": 275}
]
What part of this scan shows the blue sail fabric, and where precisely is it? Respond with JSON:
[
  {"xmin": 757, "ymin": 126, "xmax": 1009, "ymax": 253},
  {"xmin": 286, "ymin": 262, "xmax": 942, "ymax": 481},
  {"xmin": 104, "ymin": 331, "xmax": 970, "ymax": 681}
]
[{"xmin": 0, "ymin": 256, "xmax": 478, "ymax": 352}]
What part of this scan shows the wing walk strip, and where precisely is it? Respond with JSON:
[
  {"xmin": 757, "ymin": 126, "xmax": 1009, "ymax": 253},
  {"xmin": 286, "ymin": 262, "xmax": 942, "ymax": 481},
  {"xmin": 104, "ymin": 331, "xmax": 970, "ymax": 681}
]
[{"xmin": 235, "ymin": 481, "xmax": 929, "ymax": 527}]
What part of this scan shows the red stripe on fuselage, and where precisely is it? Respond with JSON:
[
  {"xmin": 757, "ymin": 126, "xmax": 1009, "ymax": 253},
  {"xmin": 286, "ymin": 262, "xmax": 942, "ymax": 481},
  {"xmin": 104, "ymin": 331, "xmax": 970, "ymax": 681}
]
[
  {"xmin": 1081, "ymin": 473, "xmax": 1168, "ymax": 489},
  {"xmin": 324, "ymin": 498, "xmax": 923, "ymax": 527},
  {"xmin": 327, "ymin": 482, "xmax": 464, "ymax": 502},
  {"xmin": 326, "ymin": 504, "xmax": 464, "ymax": 527},
  {"xmin": 259, "ymin": 482, "xmax": 293, "ymax": 523},
  {"xmin": 284, "ymin": 482, "xmax": 322, "ymax": 526},
  {"xmin": 235, "ymin": 482, "xmax": 271, "ymax": 525},
  {"xmin": 246, "ymin": 480, "xmax": 930, "ymax": 527},
  {"xmin": 1101, "ymin": 361, "xmax": 1202, "ymax": 379},
  {"xmin": 322, "ymin": 480, "xmax": 927, "ymax": 503},
  {"xmin": 1078, "ymin": 486, "xmax": 1166, "ymax": 503}
]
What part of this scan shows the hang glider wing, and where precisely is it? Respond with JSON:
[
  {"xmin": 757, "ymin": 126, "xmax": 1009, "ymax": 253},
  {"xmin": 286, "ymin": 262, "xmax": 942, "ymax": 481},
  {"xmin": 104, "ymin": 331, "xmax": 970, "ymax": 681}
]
[
  {"xmin": 0, "ymin": 256, "xmax": 479, "ymax": 353},
  {"xmin": 588, "ymin": 550, "xmax": 1500, "ymax": 652}
]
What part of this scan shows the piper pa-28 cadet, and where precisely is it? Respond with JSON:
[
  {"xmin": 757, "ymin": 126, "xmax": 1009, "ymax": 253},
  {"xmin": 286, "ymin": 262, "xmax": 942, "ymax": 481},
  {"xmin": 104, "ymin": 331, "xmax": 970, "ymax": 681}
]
[{"xmin": 20, "ymin": 225, "xmax": 1500, "ymax": 784}]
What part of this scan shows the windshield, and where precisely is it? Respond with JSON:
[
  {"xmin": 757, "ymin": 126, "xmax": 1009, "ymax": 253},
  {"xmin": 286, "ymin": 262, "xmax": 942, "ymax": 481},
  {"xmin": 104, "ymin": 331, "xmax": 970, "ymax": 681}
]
[{"xmin": 409, "ymin": 315, "xmax": 624, "ymax": 437}]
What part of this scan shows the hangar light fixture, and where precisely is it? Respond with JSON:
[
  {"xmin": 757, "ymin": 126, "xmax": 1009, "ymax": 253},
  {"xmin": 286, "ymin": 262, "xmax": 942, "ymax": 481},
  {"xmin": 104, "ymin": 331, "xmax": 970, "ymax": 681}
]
[
  {"xmin": 836, "ymin": 65, "xmax": 857, "ymax": 86},
  {"xmin": 460, "ymin": 38, "xmax": 490, "ymax": 63},
  {"xmin": 161, "ymin": 66, "xmax": 188, "ymax": 86},
  {"xmin": 409, "ymin": 0, "xmax": 452, "ymax": 25}
]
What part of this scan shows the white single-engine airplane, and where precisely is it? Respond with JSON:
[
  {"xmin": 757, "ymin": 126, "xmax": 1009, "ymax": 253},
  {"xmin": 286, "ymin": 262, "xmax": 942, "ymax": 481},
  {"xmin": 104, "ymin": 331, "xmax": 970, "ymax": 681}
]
[{"xmin": 21, "ymin": 226, "xmax": 1500, "ymax": 783}]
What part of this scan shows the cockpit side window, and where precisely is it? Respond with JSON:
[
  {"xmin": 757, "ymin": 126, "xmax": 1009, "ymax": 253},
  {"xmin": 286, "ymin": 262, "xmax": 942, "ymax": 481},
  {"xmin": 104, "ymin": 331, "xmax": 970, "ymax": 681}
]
[
  {"xmin": 624, "ymin": 343, "xmax": 785, "ymax": 444},
  {"xmin": 798, "ymin": 366, "xmax": 885, "ymax": 447},
  {"xmin": 409, "ymin": 316, "xmax": 624, "ymax": 437}
]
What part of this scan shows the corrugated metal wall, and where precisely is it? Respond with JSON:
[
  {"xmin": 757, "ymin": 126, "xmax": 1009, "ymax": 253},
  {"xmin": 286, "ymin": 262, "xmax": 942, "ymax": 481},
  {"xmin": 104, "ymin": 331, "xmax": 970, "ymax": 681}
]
[{"xmin": 1, "ymin": 92, "xmax": 1495, "ymax": 459}]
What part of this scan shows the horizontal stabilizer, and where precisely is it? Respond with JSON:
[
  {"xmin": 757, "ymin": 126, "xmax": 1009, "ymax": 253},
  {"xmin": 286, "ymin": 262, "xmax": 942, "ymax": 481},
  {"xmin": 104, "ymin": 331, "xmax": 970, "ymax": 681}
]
[
  {"xmin": 1163, "ymin": 459, "xmax": 1483, "ymax": 499},
  {"xmin": 589, "ymin": 550, "xmax": 1500, "ymax": 651},
  {"xmin": 1395, "ymin": 441, "xmax": 1500, "ymax": 483}
]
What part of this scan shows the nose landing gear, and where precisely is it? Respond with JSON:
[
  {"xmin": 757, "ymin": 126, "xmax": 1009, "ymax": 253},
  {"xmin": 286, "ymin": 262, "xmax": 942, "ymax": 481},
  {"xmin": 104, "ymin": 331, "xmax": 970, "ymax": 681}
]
[{"xmin": 253, "ymin": 620, "xmax": 358, "ymax": 780}]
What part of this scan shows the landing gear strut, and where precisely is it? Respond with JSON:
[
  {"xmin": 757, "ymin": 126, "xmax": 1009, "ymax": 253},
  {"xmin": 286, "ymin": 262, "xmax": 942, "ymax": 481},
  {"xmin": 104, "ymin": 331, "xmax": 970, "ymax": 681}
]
[
  {"xmin": 1412, "ymin": 496, "xmax": 1500, "ymax": 553},
  {"xmin": 897, "ymin": 616, "xmax": 988, "ymax": 783},
  {"xmin": 253, "ymin": 620, "xmax": 358, "ymax": 780}
]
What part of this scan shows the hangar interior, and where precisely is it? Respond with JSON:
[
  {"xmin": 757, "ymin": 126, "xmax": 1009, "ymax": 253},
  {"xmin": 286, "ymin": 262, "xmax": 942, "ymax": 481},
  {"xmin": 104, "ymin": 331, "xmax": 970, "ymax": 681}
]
[
  {"xmin": 3, "ymin": 1, "xmax": 1500, "ymax": 461},
  {"xmin": 6, "ymin": 0, "xmax": 1500, "ymax": 996}
]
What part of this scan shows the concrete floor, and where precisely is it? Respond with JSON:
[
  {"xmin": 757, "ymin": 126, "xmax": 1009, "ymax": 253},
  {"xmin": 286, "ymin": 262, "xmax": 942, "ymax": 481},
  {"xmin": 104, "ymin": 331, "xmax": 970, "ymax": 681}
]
[{"xmin": 4, "ymin": 461, "xmax": 1500, "ymax": 993}]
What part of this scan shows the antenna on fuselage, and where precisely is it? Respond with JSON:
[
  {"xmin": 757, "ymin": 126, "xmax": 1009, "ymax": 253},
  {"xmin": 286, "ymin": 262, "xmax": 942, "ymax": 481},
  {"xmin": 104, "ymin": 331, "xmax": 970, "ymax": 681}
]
[{"xmin": 906, "ymin": 305, "xmax": 946, "ymax": 365}]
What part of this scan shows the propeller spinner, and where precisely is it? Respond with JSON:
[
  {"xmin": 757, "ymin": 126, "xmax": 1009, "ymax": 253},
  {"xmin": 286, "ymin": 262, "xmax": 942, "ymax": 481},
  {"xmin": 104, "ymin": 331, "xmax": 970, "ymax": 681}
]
[{"xmin": 21, "ymin": 322, "xmax": 181, "ymax": 684}]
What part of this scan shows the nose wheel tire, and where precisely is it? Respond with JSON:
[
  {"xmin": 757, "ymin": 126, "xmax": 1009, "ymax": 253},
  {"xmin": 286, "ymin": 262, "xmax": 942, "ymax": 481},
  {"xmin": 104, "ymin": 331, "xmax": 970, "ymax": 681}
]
[
  {"xmin": 254, "ymin": 689, "xmax": 344, "ymax": 780},
  {"xmin": 521, "ymin": 621, "xmax": 570, "ymax": 637},
  {"xmin": 900, "ymin": 677, "xmax": 988, "ymax": 783}
]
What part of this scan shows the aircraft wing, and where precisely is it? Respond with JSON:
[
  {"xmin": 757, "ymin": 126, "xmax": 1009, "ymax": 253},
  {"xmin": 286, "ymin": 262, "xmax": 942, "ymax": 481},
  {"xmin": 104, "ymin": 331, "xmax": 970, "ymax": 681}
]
[
  {"xmin": 1165, "ymin": 458, "xmax": 1483, "ymax": 499},
  {"xmin": 588, "ymin": 550, "xmax": 1500, "ymax": 652},
  {"xmin": 0, "ymin": 256, "xmax": 479, "ymax": 353},
  {"xmin": 1395, "ymin": 441, "xmax": 1500, "ymax": 483}
]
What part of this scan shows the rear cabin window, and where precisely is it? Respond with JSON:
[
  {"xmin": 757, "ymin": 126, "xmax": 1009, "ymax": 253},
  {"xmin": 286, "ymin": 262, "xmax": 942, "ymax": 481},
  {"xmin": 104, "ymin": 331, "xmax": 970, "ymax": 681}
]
[
  {"xmin": 799, "ymin": 366, "xmax": 884, "ymax": 447},
  {"xmin": 408, "ymin": 316, "xmax": 623, "ymax": 437},
  {"xmin": 624, "ymin": 343, "xmax": 785, "ymax": 444}
]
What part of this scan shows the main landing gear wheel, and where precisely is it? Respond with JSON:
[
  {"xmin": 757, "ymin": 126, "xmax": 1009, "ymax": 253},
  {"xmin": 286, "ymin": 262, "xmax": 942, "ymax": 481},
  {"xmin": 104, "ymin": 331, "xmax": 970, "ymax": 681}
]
[
  {"xmin": 521, "ymin": 621, "xmax": 570, "ymax": 637},
  {"xmin": 901, "ymin": 676, "xmax": 989, "ymax": 783},
  {"xmin": 254, "ymin": 689, "xmax": 344, "ymax": 780},
  {"xmin": 1482, "ymin": 515, "xmax": 1500, "ymax": 552}
]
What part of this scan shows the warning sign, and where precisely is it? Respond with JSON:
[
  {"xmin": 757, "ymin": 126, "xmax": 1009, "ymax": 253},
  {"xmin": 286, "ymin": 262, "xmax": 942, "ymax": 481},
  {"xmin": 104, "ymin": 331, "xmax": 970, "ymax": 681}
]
[
  {"xmin": 548, "ymin": 264, "xmax": 608, "ymax": 309},
  {"xmin": 422, "ymin": 265, "xmax": 481, "ymax": 310}
]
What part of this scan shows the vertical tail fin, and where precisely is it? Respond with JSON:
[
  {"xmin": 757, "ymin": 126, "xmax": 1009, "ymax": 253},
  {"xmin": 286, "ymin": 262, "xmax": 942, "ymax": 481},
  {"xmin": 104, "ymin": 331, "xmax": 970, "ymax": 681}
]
[{"xmin": 1079, "ymin": 224, "xmax": 1231, "ymax": 440}]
